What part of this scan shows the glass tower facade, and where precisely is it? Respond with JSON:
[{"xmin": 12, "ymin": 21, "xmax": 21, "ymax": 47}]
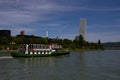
[{"xmin": 80, "ymin": 18, "xmax": 87, "ymax": 40}]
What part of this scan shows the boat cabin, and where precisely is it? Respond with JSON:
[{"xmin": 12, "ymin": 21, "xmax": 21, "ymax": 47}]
[{"xmin": 19, "ymin": 44, "xmax": 55, "ymax": 54}]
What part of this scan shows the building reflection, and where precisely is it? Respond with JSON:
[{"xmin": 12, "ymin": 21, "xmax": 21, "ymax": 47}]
[
  {"xmin": 79, "ymin": 51, "xmax": 87, "ymax": 80},
  {"xmin": 15, "ymin": 57, "xmax": 56, "ymax": 80}
]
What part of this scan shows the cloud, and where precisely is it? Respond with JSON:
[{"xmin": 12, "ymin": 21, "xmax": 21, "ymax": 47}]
[
  {"xmin": 0, "ymin": 0, "xmax": 119, "ymax": 27},
  {"xmin": 21, "ymin": 0, "xmax": 120, "ymax": 13},
  {"xmin": 23, "ymin": 2, "xmax": 87, "ymax": 12},
  {"xmin": 0, "ymin": 0, "xmax": 120, "ymax": 42},
  {"xmin": 87, "ymin": 32, "xmax": 120, "ymax": 42},
  {"xmin": 0, "ymin": 25, "xmax": 35, "ymax": 36},
  {"xmin": 0, "ymin": 11, "xmax": 37, "ymax": 25},
  {"xmin": 86, "ymin": 7, "xmax": 120, "ymax": 11},
  {"xmin": 87, "ymin": 24, "xmax": 120, "ymax": 42},
  {"xmin": 87, "ymin": 24, "xmax": 120, "ymax": 33},
  {"xmin": 59, "ymin": 33, "xmax": 77, "ymax": 40}
]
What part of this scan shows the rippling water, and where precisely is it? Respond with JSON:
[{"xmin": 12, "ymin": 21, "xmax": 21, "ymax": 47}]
[{"xmin": 0, "ymin": 50, "xmax": 120, "ymax": 80}]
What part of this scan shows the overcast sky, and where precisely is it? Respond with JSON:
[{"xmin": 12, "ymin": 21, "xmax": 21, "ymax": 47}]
[{"xmin": 0, "ymin": 0, "xmax": 120, "ymax": 42}]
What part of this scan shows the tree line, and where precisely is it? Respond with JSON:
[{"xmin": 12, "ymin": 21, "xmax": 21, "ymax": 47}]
[{"xmin": 0, "ymin": 35, "xmax": 104, "ymax": 50}]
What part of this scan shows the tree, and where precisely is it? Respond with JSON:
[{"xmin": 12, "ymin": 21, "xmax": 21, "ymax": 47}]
[
  {"xmin": 98, "ymin": 40, "xmax": 101, "ymax": 45},
  {"xmin": 78, "ymin": 35, "xmax": 84, "ymax": 48},
  {"xmin": 97, "ymin": 40, "xmax": 104, "ymax": 50},
  {"xmin": 0, "ymin": 37, "xmax": 9, "ymax": 45}
]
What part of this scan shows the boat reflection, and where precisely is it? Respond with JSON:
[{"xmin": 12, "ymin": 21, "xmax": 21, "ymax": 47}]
[{"xmin": 17, "ymin": 57, "xmax": 56, "ymax": 68}]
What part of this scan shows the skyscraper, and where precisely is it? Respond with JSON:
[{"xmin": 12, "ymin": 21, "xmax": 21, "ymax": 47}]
[{"xmin": 80, "ymin": 18, "xmax": 87, "ymax": 40}]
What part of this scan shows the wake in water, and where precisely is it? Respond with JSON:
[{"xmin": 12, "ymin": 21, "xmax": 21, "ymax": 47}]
[{"xmin": 0, "ymin": 56, "xmax": 13, "ymax": 59}]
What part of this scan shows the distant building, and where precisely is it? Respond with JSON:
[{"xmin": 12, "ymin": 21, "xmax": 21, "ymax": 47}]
[
  {"xmin": 20, "ymin": 30, "xmax": 25, "ymax": 36},
  {"xmin": 80, "ymin": 18, "xmax": 87, "ymax": 40},
  {"xmin": 0, "ymin": 30, "xmax": 11, "ymax": 37},
  {"xmin": 31, "ymin": 34, "xmax": 35, "ymax": 37},
  {"xmin": 46, "ymin": 31, "xmax": 48, "ymax": 38}
]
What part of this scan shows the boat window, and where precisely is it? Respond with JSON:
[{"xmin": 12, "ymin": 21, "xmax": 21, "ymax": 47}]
[
  {"xmin": 41, "ymin": 46, "xmax": 43, "ymax": 49},
  {"xmin": 34, "ymin": 45, "xmax": 37, "ymax": 48},
  {"xmin": 27, "ymin": 44, "xmax": 50, "ymax": 49},
  {"xmin": 39, "ymin": 46, "xmax": 41, "ymax": 49}
]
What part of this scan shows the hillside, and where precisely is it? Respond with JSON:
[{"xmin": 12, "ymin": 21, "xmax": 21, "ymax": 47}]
[{"xmin": 102, "ymin": 42, "xmax": 120, "ymax": 50}]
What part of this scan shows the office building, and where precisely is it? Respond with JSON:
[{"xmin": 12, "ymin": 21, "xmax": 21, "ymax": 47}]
[
  {"xmin": 0, "ymin": 30, "xmax": 11, "ymax": 37},
  {"xmin": 80, "ymin": 18, "xmax": 87, "ymax": 40}
]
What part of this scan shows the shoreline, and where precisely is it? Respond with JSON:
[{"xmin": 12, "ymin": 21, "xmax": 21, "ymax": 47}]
[{"xmin": 0, "ymin": 50, "xmax": 18, "ymax": 53}]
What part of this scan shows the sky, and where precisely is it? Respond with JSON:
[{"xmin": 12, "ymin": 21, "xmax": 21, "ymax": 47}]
[{"xmin": 0, "ymin": 0, "xmax": 120, "ymax": 42}]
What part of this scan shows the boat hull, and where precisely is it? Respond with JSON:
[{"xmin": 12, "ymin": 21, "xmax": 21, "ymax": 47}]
[{"xmin": 11, "ymin": 51, "xmax": 70, "ymax": 57}]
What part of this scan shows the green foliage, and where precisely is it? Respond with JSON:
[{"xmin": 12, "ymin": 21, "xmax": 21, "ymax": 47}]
[
  {"xmin": 0, "ymin": 35, "xmax": 104, "ymax": 50},
  {"xmin": 72, "ymin": 35, "xmax": 104, "ymax": 50},
  {"xmin": 0, "ymin": 37, "xmax": 9, "ymax": 45},
  {"xmin": 0, "ymin": 46, "xmax": 4, "ymax": 50},
  {"xmin": 9, "ymin": 44, "xmax": 18, "ymax": 50}
]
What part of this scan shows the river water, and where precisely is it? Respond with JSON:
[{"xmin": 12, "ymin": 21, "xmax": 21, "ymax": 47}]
[{"xmin": 0, "ymin": 50, "xmax": 120, "ymax": 80}]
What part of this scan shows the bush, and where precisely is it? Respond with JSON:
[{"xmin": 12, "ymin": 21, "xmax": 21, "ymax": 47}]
[{"xmin": 0, "ymin": 46, "xmax": 4, "ymax": 50}]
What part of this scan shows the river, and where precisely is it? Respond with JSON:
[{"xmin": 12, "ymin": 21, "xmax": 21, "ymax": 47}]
[{"xmin": 0, "ymin": 50, "xmax": 120, "ymax": 80}]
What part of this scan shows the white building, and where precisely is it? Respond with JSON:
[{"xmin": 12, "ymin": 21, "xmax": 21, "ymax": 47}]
[{"xmin": 80, "ymin": 18, "xmax": 87, "ymax": 40}]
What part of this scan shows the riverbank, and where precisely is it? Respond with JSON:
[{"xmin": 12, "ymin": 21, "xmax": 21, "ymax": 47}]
[{"xmin": 0, "ymin": 50, "xmax": 18, "ymax": 53}]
